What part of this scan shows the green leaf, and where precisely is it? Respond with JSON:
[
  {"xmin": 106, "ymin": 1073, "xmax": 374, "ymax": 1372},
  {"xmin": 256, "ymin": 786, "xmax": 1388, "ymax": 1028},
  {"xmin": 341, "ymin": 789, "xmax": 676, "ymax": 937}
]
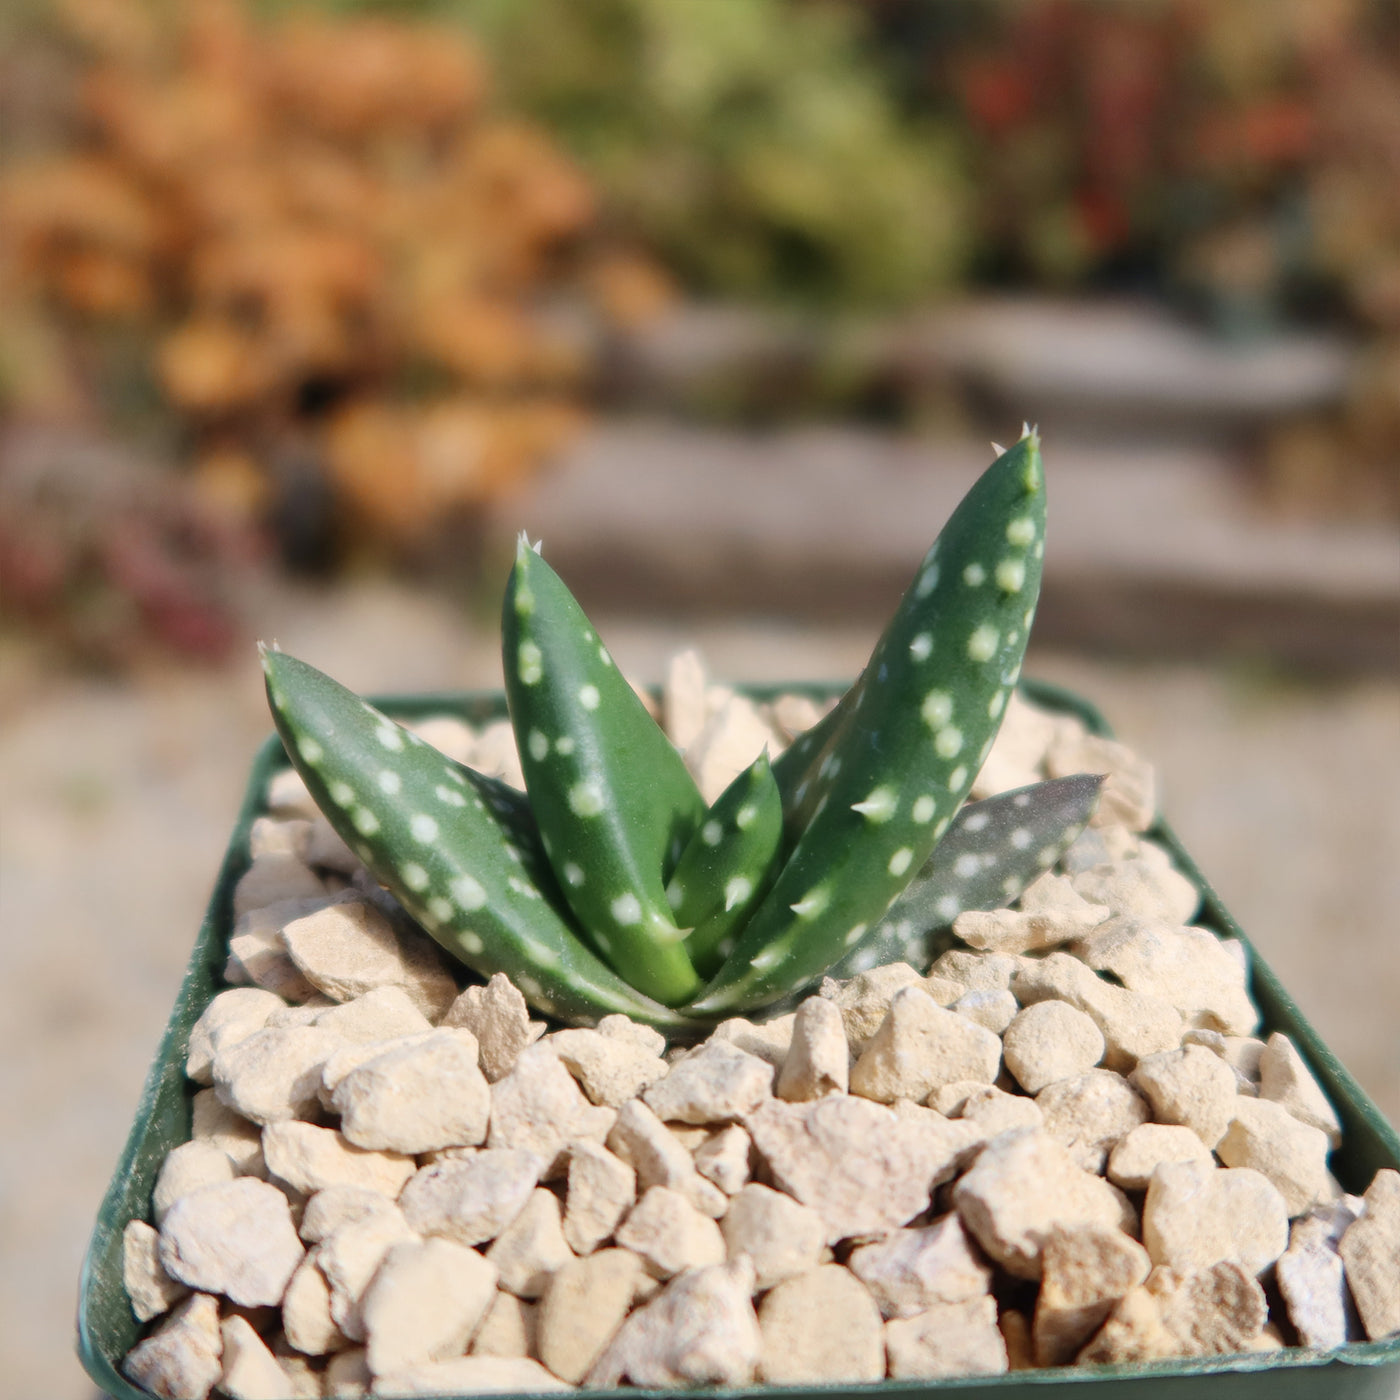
[
  {"xmin": 687, "ymin": 433, "xmax": 1047, "ymax": 1015},
  {"xmin": 261, "ymin": 647, "xmax": 703, "ymax": 1031},
  {"xmin": 667, "ymin": 751, "xmax": 784, "ymax": 979},
  {"xmin": 502, "ymin": 538, "xmax": 706, "ymax": 1005},
  {"xmin": 822, "ymin": 773, "xmax": 1104, "ymax": 980}
]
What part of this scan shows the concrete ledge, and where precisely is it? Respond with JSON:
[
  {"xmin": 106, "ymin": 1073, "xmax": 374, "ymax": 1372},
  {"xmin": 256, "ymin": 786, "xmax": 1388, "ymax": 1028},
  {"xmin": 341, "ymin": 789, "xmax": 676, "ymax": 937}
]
[
  {"xmin": 492, "ymin": 422, "xmax": 1399, "ymax": 673},
  {"xmin": 602, "ymin": 298, "xmax": 1358, "ymax": 439}
]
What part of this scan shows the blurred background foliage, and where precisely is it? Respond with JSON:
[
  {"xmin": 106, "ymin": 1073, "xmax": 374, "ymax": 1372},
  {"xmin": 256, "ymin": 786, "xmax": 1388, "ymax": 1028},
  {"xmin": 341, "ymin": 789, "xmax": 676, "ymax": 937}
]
[
  {"xmin": 0, "ymin": 0, "xmax": 1396, "ymax": 665},
  {"xmin": 451, "ymin": 0, "xmax": 969, "ymax": 307}
]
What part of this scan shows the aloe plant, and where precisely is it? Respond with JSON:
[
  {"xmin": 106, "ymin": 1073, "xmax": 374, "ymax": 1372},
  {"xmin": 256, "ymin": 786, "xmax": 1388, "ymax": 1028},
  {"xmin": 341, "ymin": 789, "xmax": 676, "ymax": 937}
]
[{"xmin": 261, "ymin": 430, "xmax": 1101, "ymax": 1030}]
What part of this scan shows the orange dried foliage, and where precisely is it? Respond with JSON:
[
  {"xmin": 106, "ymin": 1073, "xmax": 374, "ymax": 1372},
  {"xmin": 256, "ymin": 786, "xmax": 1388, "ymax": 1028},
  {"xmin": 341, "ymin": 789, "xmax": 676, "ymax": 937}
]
[
  {"xmin": 2, "ymin": 0, "xmax": 671, "ymax": 549},
  {"xmin": 587, "ymin": 253, "xmax": 678, "ymax": 332},
  {"xmin": 325, "ymin": 398, "xmax": 583, "ymax": 541}
]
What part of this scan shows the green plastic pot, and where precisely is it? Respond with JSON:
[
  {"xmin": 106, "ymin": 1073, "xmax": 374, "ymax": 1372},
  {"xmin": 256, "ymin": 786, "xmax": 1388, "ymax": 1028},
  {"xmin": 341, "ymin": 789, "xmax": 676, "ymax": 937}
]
[{"xmin": 78, "ymin": 680, "xmax": 1400, "ymax": 1399}]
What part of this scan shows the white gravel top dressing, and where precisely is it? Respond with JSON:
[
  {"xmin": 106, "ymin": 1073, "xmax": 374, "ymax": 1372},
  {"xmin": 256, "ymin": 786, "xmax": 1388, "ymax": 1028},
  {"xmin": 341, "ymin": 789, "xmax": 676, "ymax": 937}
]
[{"xmin": 120, "ymin": 663, "xmax": 1397, "ymax": 1396}]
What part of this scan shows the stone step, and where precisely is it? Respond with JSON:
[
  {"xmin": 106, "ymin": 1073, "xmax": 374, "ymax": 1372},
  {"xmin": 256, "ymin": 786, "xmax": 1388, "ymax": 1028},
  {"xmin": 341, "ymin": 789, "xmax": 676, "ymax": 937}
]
[
  {"xmin": 601, "ymin": 297, "xmax": 1357, "ymax": 439},
  {"xmin": 489, "ymin": 421, "xmax": 1399, "ymax": 673},
  {"xmin": 901, "ymin": 296, "xmax": 1357, "ymax": 439}
]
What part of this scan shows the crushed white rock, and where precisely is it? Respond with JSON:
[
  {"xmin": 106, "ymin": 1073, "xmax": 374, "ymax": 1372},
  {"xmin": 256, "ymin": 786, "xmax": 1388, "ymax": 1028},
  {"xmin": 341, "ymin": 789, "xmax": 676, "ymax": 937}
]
[
  {"xmin": 120, "ymin": 689, "xmax": 1393, "ymax": 1396},
  {"xmin": 757, "ymin": 1264, "xmax": 885, "ymax": 1383}
]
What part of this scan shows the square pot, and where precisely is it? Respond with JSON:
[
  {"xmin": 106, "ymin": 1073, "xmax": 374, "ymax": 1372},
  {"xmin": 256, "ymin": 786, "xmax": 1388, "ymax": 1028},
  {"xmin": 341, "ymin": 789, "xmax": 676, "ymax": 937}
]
[{"xmin": 79, "ymin": 680, "xmax": 1400, "ymax": 1399}]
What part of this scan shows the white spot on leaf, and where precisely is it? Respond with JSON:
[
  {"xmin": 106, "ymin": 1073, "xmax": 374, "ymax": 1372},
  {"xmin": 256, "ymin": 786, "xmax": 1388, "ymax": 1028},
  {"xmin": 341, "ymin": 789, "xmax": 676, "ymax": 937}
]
[
  {"xmin": 611, "ymin": 893, "xmax": 643, "ymax": 925},
  {"xmin": 909, "ymin": 633, "xmax": 933, "ymax": 661},
  {"xmin": 852, "ymin": 787, "xmax": 897, "ymax": 823},
  {"xmin": 1006, "ymin": 517, "xmax": 1036, "ymax": 546},
  {"xmin": 410, "ymin": 814, "xmax": 439, "ymax": 843},
  {"xmin": 888, "ymin": 848, "xmax": 914, "ymax": 877},
  {"xmin": 915, "ymin": 563, "xmax": 941, "ymax": 598},
  {"xmin": 401, "ymin": 863, "xmax": 429, "ymax": 892},
  {"xmin": 934, "ymin": 727, "xmax": 963, "ymax": 759},
  {"xmin": 579, "ymin": 684, "xmax": 600, "ymax": 710},
  {"xmin": 724, "ymin": 877, "xmax": 753, "ymax": 911},
  {"xmin": 569, "ymin": 781, "xmax": 605, "ymax": 817},
  {"xmin": 963, "ymin": 562, "xmax": 986, "ymax": 586},
  {"xmin": 921, "ymin": 691, "xmax": 953, "ymax": 729},
  {"xmin": 377, "ymin": 771, "xmax": 401, "ymax": 795},
  {"xmin": 913, "ymin": 795, "xmax": 936, "ymax": 823},
  {"xmin": 528, "ymin": 730, "xmax": 548, "ymax": 761},
  {"xmin": 450, "ymin": 874, "xmax": 488, "ymax": 910},
  {"xmin": 996, "ymin": 558, "xmax": 1026, "ymax": 593},
  {"xmin": 351, "ymin": 808, "xmax": 380, "ymax": 836},
  {"xmin": 967, "ymin": 625, "xmax": 999, "ymax": 662},
  {"xmin": 518, "ymin": 641, "xmax": 543, "ymax": 685}
]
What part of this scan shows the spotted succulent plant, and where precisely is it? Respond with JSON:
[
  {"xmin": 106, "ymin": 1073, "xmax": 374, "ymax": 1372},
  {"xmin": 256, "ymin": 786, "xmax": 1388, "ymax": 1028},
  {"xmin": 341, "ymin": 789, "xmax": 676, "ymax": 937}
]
[{"xmin": 261, "ymin": 430, "xmax": 1101, "ymax": 1030}]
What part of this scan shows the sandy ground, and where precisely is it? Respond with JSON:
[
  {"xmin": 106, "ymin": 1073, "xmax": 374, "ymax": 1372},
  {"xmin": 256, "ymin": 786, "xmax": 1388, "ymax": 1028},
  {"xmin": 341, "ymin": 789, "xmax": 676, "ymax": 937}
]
[{"xmin": 1, "ymin": 576, "xmax": 1396, "ymax": 1399}]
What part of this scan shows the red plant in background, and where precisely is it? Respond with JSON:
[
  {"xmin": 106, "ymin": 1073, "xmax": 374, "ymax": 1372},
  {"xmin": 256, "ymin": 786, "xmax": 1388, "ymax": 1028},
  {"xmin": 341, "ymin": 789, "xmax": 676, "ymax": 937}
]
[
  {"xmin": 951, "ymin": 0, "xmax": 1199, "ymax": 277},
  {"xmin": 0, "ymin": 429, "xmax": 255, "ymax": 667},
  {"xmin": 941, "ymin": 0, "xmax": 1393, "ymax": 306}
]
